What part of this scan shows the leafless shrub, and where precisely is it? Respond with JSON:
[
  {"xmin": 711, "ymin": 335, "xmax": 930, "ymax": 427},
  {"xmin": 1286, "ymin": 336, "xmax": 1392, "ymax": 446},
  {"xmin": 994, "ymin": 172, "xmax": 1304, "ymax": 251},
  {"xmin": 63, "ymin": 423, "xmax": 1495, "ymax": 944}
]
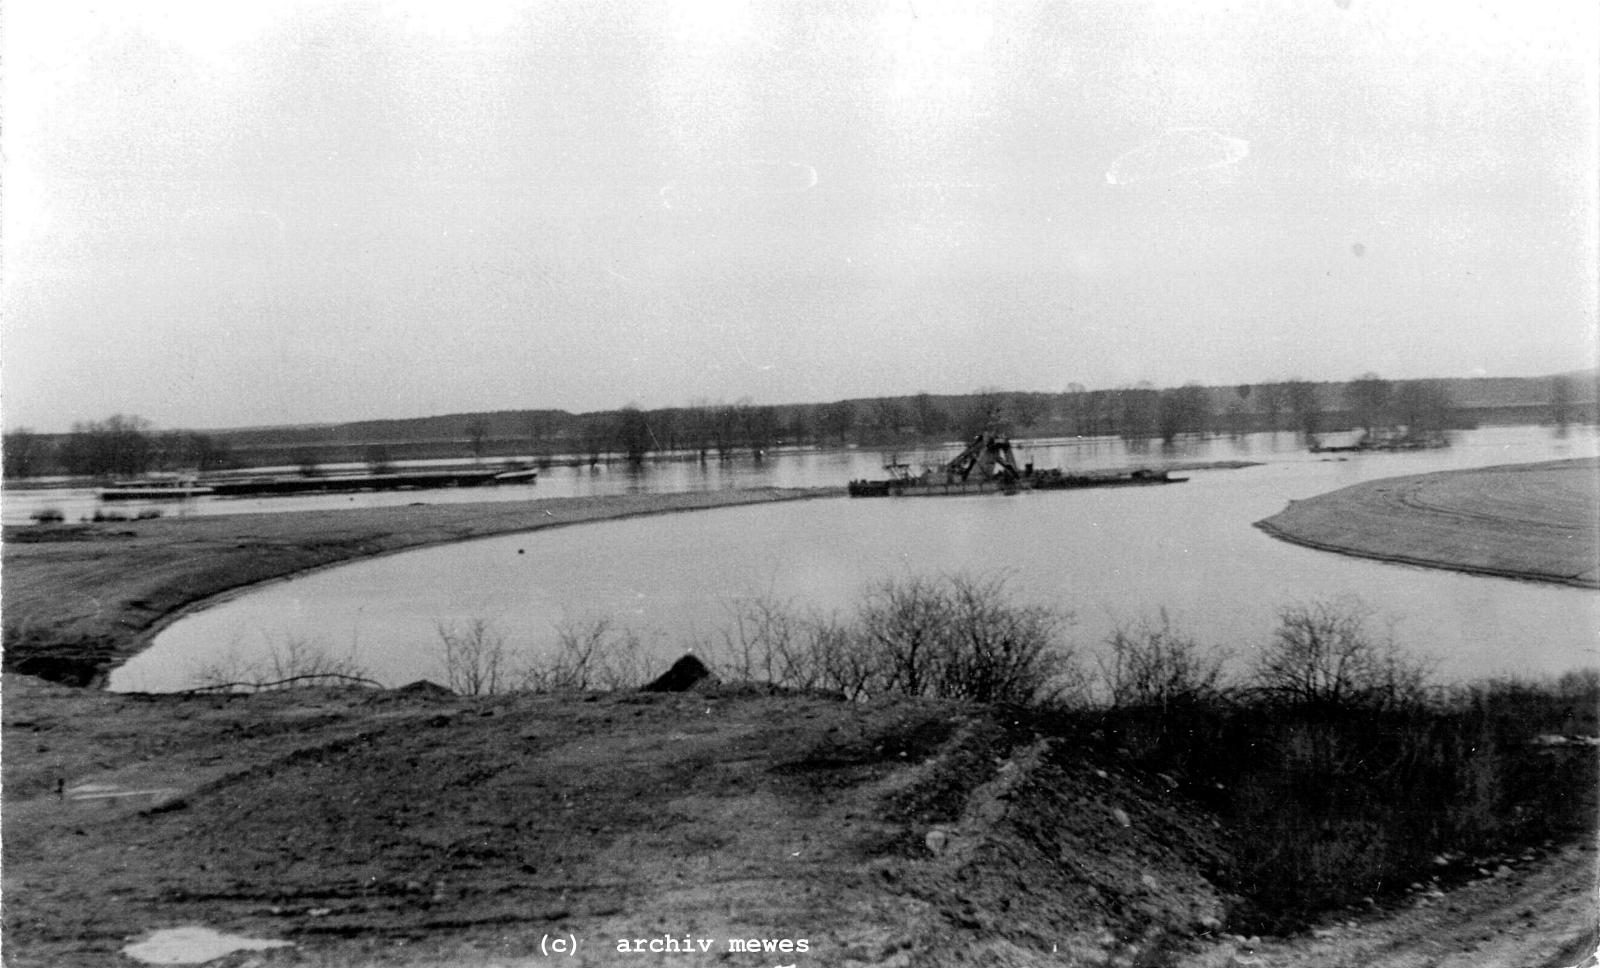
[
  {"xmin": 857, "ymin": 574, "xmax": 954, "ymax": 698},
  {"xmin": 1254, "ymin": 597, "xmax": 1431, "ymax": 711},
  {"xmin": 520, "ymin": 617, "xmax": 648, "ymax": 692},
  {"xmin": 804, "ymin": 613, "xmax": 880, "ymax": 701},
  {"xmin": 1099, "ymin": 609, "xmax": 1231, "ymax": 710},
  {"xmin": 191, "ymin": 633, "xmax": 372, "ymax": 691},
  {"xmin": 940, "ymin": 572, "xmax": 1081, "ymax": 704},
  {"xmin": 708, "ymin": 593, "xmax": 843, "ymax": 689},
  {"xmin": 435, "ymin": 618, "xmax": 509, "ymax": 696}
]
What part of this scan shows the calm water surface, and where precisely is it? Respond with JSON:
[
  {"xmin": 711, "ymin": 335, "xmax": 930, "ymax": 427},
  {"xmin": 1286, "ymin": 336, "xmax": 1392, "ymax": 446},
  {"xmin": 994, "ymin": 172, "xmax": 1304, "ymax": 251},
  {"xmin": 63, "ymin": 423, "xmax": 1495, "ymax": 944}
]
[{"xmin": 111, "ymin": 427, "xmax": 1600, "ymax": 691}]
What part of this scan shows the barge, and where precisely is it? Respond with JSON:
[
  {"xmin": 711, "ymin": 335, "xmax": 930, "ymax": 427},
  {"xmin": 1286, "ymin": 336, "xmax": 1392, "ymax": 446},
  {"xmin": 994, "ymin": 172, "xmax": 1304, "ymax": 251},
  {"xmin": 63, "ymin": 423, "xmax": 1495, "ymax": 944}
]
[
  {"xmin": 848, "ymin": 435, "xmax": 1187, "ymax": 498},
  {"xmin": 205, "ymin": 469, "xmax": 510, "ymax": 497},
  {"xmin": 99, "ymin": 480, "xmax": 215, "ymax": 501}
]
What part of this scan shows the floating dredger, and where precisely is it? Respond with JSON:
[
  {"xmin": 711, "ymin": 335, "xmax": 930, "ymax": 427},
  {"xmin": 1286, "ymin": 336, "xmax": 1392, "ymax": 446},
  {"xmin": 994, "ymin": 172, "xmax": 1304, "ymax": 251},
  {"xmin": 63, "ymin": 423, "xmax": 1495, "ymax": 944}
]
[{"xmin": 847, "ymin": 434, "xmax": 1185, "ymax": 498}]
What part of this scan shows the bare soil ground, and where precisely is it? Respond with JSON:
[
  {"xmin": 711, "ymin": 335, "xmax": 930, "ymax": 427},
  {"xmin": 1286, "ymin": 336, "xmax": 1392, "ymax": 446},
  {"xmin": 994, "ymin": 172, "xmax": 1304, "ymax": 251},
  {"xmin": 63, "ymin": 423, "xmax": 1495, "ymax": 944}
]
[
  {"xmin": 1255, "ymin": 458, "xmax": 1600, "ymax": 588},
  {"xmin": 4, "ymin": 675, "xmax": 1594, "ymax": 967},
  {"xmin": 3, "ymin": 675, "xmax": 1238, "ymax": 967}
]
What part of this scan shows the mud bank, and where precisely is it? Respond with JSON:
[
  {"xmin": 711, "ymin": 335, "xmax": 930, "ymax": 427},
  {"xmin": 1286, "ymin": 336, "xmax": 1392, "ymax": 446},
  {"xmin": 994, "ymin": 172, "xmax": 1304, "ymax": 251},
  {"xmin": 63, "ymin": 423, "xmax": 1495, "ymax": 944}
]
[
  {"xmin": 1254, "ymin": 458, "xmax": 1600, "ymax": 588},
  {"xmin": 1, "ymin": 488, "xmax": 839, "ymax": 685}
]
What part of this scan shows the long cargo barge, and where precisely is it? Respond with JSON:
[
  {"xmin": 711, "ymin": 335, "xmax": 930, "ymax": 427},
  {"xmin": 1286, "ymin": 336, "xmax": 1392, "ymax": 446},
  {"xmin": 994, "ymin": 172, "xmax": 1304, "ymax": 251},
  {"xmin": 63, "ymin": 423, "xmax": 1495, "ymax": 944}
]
[
  {"xmin": 847, "ymin": 466, "xmax": 1185, "ymax": 497},
  {"xmin": 203, "ymin": 468, "xmax": 527, "ymax": 498}
]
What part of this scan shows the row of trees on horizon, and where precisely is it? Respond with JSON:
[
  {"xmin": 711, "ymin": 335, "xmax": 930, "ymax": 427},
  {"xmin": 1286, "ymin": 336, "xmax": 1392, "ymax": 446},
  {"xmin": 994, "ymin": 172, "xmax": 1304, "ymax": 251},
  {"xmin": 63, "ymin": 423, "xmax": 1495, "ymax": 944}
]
[{"xmin": 4, "ymin": 373, "xmax": 1594, "ymax": 480}]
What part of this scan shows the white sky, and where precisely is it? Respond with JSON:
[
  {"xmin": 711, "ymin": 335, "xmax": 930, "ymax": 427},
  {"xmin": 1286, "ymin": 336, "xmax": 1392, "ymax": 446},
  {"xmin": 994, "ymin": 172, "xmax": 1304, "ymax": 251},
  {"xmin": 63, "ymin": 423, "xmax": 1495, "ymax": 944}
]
[{"xmin": 2, "ymin": 0, "xmax": 1596, "ymax": 431}]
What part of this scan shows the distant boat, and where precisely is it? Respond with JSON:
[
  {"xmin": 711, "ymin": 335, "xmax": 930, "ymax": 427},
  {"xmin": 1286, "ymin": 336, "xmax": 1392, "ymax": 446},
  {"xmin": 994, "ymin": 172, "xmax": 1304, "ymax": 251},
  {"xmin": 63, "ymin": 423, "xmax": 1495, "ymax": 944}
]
[
  {"xmin": 492, "ymin": 468, "xmax": 540, "ymax": 484},
  {"xmin": 99, "ymin": 480, "xmax": 214, "ymax": 501}
]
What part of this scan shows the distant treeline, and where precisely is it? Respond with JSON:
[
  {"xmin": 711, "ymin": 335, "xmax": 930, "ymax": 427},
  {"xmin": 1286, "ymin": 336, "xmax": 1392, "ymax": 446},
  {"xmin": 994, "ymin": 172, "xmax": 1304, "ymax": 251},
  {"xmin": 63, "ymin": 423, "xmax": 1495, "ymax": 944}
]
[{"xmin": 5, "ymin": 372, "xmax": 1596, "ymax": 479}]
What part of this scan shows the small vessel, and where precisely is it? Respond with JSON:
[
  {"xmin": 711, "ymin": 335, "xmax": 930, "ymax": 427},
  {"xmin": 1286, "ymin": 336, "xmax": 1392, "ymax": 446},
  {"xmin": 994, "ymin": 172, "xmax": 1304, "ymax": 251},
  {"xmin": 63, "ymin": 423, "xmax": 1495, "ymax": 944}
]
[
  {"xmin": 492, "ymin": 466, "xmax": 540, "ymax": 484},
  {"xmin": 99, "ymin": 478, "xmax": 214, "ymax": 501}
]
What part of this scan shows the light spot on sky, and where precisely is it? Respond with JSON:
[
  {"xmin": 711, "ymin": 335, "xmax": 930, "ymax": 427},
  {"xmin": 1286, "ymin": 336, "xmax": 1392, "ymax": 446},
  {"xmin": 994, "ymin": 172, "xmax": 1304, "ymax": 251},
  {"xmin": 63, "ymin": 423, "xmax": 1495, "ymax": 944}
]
[{"xmin": 1105, "ymin": 128, "xmax": 1251, "ymax": 187}]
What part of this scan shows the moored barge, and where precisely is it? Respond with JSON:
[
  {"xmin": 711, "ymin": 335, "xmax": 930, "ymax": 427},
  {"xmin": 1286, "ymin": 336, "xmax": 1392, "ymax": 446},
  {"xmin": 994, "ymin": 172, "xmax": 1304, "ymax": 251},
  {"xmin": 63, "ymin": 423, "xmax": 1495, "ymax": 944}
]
[{"xmin": 848, "ymin": 435, "xmax": 1187, "ymax": 498}]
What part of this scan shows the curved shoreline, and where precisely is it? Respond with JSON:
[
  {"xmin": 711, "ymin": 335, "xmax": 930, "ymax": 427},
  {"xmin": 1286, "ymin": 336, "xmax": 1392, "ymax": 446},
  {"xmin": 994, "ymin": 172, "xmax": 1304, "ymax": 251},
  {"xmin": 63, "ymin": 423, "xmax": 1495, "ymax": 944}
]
[
  {"xmin": 2, "ymin": 487, "xmax": 842, "ymax": 686},
  {"xmin": 1254, "ymin": 458, "xmax": 1600, "ymax": 589}
]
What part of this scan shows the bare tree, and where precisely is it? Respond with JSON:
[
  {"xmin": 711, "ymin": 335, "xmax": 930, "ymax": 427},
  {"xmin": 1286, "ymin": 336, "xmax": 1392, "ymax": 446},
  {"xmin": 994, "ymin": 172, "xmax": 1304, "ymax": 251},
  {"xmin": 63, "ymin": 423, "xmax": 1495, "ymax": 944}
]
[
  {"xmin": 1345, "ymin": 373, "xmax": 1393, "ymax": 438},
  {"xmin": 1390, "ymin": 380, "xmax": 1456, "ymax": 441},
  {"xmin": 962, "ymin": 389, "xmax": 1009, "ymax": 438},
  {"xmin": 1284, "ymin": 379, "xmax": 1322, "ymax": 440},
  {"xmin": 58, "ymin": 414, "xmax": 154, "ymax": 478},
  {"xmin": 819, "ymin": 400, "xmax": 856, "ymax": 446},
  {"xmin": 1100, "ymin": 610, "xmax": 1230, "ymax": 710},
  {"xmin": 1254, "ymin": 599, "xmax": 1430, "ymax": 711},
  {"xmin": 4, "ymin": 429, "xmax": 48, "ymax": 479},
  {"xmin": 465, "ymin": 418, "xmax": 490, "ymax": 461},
  {"xmin": 911, "ymin": 392, "xmax": 947, "ymax": 440},
  {"xmin": 615, "ymin": 405, "xmax": 653, "ymax": 463},
  {"xmin": 1255, "ymin": 382, "xmax": 1287, "ymax": 432}
]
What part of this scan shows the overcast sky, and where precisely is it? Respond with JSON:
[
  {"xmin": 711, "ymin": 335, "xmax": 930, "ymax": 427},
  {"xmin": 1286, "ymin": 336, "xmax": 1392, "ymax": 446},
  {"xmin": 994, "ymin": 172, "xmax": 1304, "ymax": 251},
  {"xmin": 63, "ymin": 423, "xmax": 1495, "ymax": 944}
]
[{"xmin": 2, "ymin": 0, "xmax": 1596, "ymax": 432}]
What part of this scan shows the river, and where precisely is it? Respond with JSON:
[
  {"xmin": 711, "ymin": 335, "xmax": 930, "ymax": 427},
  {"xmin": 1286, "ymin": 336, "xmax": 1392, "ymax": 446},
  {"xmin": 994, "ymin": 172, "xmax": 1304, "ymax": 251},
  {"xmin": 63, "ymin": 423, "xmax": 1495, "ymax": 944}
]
[{"xmin": 109, "ymin": 426, "xmax": 1599, "ymax": 692}]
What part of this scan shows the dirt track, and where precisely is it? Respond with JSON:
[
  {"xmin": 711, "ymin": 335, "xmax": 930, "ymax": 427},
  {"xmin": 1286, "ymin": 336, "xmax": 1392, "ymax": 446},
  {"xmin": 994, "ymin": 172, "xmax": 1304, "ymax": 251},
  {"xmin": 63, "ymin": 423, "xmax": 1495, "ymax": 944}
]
[{"xmin": 1255, "ymin": 458, "xmax": 1600, "ymax": 588}]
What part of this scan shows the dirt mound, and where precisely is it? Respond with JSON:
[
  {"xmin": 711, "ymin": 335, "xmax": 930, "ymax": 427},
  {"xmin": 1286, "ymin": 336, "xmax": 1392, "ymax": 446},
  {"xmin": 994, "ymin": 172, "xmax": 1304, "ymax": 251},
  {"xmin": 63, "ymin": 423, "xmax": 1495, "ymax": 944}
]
[{"xmin": 640, "ymin": 654, "xmax": 719, "ymax": 692}]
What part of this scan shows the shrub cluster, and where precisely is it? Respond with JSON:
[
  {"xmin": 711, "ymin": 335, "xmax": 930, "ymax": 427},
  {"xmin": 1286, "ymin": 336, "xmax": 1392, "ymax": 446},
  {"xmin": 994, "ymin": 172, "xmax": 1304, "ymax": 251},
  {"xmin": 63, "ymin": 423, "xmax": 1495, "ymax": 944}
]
[
  {"xmin": 1089, "ymin": 599, "xmax": 1596, "ymax": 928},
  {"xmin": 433, "ymin": 616, "xmax": 648, "ymax": 695},
  {"xmin": 706, "ymin": 572, "xmax": 1080, "ymax": 706}
]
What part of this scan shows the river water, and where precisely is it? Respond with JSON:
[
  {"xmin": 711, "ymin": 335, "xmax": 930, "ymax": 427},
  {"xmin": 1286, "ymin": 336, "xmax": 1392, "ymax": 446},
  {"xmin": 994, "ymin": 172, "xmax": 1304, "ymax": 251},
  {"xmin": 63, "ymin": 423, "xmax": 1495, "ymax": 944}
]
[{"xmin": 109, "ymin": 427, "xmax": 1599, "ymax": 692}]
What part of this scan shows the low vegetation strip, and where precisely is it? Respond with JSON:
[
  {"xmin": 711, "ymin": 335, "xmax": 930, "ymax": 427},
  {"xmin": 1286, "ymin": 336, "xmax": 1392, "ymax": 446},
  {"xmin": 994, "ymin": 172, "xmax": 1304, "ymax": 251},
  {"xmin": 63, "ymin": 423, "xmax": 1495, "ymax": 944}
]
[
  {"xmin": 1254, "ymin": 458, "xmax": 1600, "ymax": 588},
  {"xmin": 1, "ymin": 487, "xmax": 838, "ymax": 685}
]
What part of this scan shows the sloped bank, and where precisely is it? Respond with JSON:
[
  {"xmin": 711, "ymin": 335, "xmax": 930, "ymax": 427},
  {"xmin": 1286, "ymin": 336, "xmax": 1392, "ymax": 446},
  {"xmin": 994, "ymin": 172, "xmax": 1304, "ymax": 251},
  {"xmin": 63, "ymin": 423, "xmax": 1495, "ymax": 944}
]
[{"xmin": 1254, "ymin": 458, "xmax": 1599, "ymax": 588}]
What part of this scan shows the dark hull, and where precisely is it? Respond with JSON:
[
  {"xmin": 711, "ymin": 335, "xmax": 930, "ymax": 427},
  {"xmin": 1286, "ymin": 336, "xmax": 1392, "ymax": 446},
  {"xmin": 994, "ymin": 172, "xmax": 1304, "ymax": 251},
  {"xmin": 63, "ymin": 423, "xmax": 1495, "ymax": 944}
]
[
  {"xmin": 99, "ymin": 487, "xmax": 215, "ymax": 502},
  {"xmin": 207, "ymin": 470, "xmax": 505, "ymax": 497},
  {"xmin": 848, "ymin": 468, "xmax": 1186, "ymax": 498}
]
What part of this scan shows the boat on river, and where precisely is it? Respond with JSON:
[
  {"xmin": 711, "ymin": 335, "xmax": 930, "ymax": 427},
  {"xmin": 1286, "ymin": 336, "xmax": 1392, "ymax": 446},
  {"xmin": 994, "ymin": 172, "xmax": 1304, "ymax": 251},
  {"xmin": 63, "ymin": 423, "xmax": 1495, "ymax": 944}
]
[
  {"xmin": 206, "ymin": 468, "xmax": 517, "ymax": 497},
  {"xmin": 847, "ymin": 434, "xmax": 1186, "ymax": 497},
  {"xmin": 99, "ymin": 479, "xmax": 215, "ymax": 501}
]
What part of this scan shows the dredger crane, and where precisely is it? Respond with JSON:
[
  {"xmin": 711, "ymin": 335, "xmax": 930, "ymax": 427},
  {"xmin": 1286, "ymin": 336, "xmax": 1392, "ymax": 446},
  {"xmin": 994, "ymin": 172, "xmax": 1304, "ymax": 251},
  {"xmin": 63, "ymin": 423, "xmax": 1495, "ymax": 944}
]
[{"xmin": 945, "ymin": 433, "xmax": 1024, "ymax": 483}]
